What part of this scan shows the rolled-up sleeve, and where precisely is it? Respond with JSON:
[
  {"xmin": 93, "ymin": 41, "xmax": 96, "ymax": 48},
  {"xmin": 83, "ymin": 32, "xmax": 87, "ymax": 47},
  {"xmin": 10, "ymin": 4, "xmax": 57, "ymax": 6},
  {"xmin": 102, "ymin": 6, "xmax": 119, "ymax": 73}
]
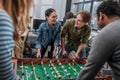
[
  {"xmin": 61, "ymin": 20, "xmax": 69, "ymax": 37},
  {"xmin": 81, "ymin": 26, "xmax": 91, "ymax": 44}
]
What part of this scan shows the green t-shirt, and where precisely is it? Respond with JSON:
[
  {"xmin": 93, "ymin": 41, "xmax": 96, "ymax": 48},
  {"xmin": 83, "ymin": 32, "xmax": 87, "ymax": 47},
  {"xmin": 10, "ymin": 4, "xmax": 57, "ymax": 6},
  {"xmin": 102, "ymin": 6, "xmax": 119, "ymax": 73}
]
[{"xmin": 61, "ymin": 19, "xmax": 91, "ymax": 48}]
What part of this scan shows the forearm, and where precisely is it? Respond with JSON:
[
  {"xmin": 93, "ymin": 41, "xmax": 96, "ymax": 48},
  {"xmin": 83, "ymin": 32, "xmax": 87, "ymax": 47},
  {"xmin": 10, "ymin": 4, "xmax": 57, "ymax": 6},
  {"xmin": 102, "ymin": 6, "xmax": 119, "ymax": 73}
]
[
  {"xmin": 37, "ymin": 48, "xmax": 41, "ymax": 52},
  {"xmin": 76, "ymin": 43, "xmax": 86, "ymax": 55},
  {"xmin": 61, "ymin": 37, "xmax": 65, "ymax": 50},
  {"xmin": 54, "ymin": 45, "xmax": 57, "ymax": 50}
]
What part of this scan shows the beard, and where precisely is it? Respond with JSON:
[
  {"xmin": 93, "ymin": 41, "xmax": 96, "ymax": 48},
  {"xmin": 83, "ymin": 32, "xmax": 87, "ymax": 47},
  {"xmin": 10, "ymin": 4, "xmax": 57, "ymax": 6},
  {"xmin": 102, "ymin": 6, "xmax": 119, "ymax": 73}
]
[{"xmin": 97, "ymin": 21, "xmax": 106, "ymax": 29}]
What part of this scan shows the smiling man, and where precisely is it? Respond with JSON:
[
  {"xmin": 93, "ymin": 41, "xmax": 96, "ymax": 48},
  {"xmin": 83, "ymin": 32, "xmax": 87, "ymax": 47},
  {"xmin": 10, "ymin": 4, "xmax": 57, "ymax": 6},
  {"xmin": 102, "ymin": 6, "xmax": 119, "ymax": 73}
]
[{"xmin": 61, "ymin": 10, "xmax": 91, "ymax": 59}]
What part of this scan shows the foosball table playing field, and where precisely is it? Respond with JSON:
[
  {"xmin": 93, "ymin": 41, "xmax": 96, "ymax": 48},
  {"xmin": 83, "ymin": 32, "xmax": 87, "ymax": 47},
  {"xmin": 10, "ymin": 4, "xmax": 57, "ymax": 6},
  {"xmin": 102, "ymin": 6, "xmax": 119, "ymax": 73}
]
[{"xmin": 12, "ymin": 58, "xmax": 112, "ymax": 80}]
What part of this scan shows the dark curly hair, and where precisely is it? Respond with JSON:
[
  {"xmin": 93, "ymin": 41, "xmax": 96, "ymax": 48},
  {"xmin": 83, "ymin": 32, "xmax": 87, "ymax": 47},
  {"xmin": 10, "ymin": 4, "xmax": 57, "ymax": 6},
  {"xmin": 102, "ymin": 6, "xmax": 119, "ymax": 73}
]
[{"xmin": 97, "ymin": 0, "xmax": 120, "ymax": 18}]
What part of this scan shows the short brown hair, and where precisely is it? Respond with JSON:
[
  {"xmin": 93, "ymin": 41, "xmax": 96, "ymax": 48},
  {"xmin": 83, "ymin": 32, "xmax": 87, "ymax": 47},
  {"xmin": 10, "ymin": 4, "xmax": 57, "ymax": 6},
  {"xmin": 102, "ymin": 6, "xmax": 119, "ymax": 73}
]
[{"xmin": 77, "ymin": 10, "xmax": 91, "ymax": 23}]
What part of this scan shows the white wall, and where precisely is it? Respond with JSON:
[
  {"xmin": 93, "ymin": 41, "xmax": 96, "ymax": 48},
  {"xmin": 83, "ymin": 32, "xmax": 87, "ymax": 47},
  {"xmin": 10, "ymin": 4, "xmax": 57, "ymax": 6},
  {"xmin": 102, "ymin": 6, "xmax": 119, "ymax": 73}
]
[
  {"xmin": 30, "ymin": 0, "xmax": 66, "ymax": 21},
  {"xmin": 53, "ymin": 0, "xmax": 66, "ymax": 21}
]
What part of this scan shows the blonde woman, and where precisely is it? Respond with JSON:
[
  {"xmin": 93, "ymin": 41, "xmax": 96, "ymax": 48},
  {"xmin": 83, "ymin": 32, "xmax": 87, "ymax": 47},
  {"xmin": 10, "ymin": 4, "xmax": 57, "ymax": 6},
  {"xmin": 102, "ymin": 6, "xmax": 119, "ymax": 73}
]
[{"xmin": 0, "ymin": 0, "xmax": 32, "ymax": 79}]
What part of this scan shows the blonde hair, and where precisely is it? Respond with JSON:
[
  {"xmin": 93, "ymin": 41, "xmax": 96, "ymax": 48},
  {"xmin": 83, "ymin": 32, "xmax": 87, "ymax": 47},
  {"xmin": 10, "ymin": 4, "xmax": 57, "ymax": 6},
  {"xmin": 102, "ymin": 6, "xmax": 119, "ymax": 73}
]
[{"xmin": 2, "ymin": 0, "xmax": 32, "ymax": 58}]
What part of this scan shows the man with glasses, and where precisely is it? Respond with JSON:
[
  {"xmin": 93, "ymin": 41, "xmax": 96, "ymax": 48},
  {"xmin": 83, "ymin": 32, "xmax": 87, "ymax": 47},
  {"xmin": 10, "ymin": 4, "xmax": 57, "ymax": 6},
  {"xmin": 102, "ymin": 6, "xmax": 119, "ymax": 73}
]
[
  {"xmin": 61, "ymin": 10, "xmax": 91, "ymax": 59},
  {"xmin": 77, "ymin": 1, "xmax": 120, "ymax": 80}
]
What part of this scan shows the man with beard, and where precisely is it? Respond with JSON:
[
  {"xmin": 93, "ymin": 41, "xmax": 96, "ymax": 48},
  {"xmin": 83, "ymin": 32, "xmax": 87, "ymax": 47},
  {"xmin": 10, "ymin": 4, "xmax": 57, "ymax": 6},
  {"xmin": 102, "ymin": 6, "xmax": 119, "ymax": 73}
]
[{"xmin": 77, "ymin": 1, "xmax": 120, "ymax": 80}]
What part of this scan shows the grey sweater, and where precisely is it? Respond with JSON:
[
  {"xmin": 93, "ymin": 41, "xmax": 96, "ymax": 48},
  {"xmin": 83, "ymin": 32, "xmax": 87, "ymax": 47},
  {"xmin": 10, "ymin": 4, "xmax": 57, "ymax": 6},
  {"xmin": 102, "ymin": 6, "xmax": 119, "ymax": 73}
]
[{"xmin": 77, "ymin": 19, "xmax": 120, "ymax": 80}]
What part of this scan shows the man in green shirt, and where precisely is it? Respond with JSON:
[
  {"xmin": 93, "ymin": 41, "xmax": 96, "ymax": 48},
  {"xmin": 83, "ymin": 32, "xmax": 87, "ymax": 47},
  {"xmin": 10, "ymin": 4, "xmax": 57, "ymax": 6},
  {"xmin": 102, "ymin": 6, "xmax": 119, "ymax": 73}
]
[{"xmin": 61, "ymin": 10, "xmax": 91, "ymax": 59}]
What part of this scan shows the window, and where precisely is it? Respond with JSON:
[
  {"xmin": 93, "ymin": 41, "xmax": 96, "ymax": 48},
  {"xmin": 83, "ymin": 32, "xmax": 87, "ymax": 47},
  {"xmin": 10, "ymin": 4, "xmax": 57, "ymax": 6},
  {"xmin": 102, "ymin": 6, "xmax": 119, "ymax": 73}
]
[
  {"xmin": 73, "ymin": 3, "xmax": 83, "ymax": 14},
  {"xmin": 40, "ymin": 6, "xmax": 53, "ymax": 19},
  {"xmin": 83, "ymin": 2, "xmax": 91, "ymax": 12},
  {"xmin": 91, "ymin": 1, "xmax": 102, "ymax": 28},
  {"xmin": 85, "ymin": 0, "xmax": 92, "ymax": 1},
  {"xmin": 41, "ymin": 0, "xmax": 53, "ymax": 5},
  {"xmin": 73, "ymin": 0, "xmax": 83, "ymax": 3}
]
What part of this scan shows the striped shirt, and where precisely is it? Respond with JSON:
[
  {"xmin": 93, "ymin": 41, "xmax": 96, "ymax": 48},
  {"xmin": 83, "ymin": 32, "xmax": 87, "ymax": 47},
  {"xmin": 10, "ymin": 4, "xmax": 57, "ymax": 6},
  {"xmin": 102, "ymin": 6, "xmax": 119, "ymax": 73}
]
[{"xmin": 0, "ymin": 9, "xmax": 17, "ymax": 80}]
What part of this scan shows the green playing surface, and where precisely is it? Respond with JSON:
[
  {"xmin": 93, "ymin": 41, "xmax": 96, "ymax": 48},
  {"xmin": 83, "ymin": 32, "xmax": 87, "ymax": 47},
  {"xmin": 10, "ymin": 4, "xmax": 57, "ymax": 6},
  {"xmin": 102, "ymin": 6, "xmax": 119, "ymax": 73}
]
[{"xmin": 17, "ymin": 63, "xmax": 84, "ymax": 80}]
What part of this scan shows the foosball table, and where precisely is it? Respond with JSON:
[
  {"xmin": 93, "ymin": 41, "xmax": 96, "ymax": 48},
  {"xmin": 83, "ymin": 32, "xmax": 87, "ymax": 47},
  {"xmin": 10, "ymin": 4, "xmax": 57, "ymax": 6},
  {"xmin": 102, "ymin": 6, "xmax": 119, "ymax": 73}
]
[{"xmin": 12, "ymin": 58, "xmax": 112, "ymax": 80}]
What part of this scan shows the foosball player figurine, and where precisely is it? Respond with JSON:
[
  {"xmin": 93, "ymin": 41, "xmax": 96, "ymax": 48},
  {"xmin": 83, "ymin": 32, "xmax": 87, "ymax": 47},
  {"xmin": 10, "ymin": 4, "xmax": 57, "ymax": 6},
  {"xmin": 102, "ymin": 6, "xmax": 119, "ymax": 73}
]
[
  {"xmin": 31, "ymin": 64, "xmax": 39, "ymax": 80},
  {"xmin": 72, "ymin": 59, "xmax": 75, "ymax": 65},
  {"xmin": 32, "ymin": 67, "xmax": 35, "ymax": 71},
  {"xmin": 22, "ymin": 72, "xmax": 24, "ymax": 76},
  {"xmin": 21, "ymin": 68, "xmax": 25, "ymax": 80},
  {"xmin": 58, "ymin": 62, "xmax": 62, "ymax": 65},
  {"xmin": 57, "ymin": 60, "xmax": 61, "ymax": 66},
  {"xmin": 58, "ymin": 75, "xmax": 62, "ymax": 79},
  {"xmin": 46, "ymin": 74, "xmax": 50, "ymax": 80},
  {"xmin": 37, "ymin": 77, "xmax": 41, "ymax": 80},
  {"xmin": 56, "ymin": 70, "xmax": 59, "ymax": 75},
  {"xmin": 67, "ymin": 73, "xmax": 71, "ymax": 78},
  {"xmin": 73, "ymin": 68, "xmax": 76, "ymax": 72},
  {"xmin": 64, "ymin": 69, "xmax": 67, "ymax": 73},
  {"xmin": 19, "ymin": 65, "xmax": 25, "ymax": 78},
  {"xmin": 19, "ymin": 54, "xmax": 25, "ymax": 80},
  {"xmin": 19, "ymin": 66, "xmax": 25, "ymax": 76},
  {"xmin": 44, "ymin": 68, "xmax": 47, "ymax": 75},
  {"xmin": 72, "ymin": 59, "xmax": 76, "ymax": 65},
  {"xmin": 43, "ymin": 67, "xmax": 46, "ymax": 71},
  {"xmin": 56, "ymin": 72, "xmax": 61, "ymax": 79},
  {"xmin": 68, "ymin": 63, "xmax": 71, "ymax": 69},
  {"xmin": 54, "ymin": 74, "xmax": 57, "ymax": 78},
  {"xmin": 36, "ymin": 77, "xmax": 40, "ymax": 80},
  {"xmin": 73, "ymin": 68, "xmax": 77, "ymax": 75},
  {"xmin": 68, "ymin": 63, "xmax": 71, "ymax": 66},
  {"xmin": 61, "ymin": 65, "xmax": 64, "ymax": 69}
]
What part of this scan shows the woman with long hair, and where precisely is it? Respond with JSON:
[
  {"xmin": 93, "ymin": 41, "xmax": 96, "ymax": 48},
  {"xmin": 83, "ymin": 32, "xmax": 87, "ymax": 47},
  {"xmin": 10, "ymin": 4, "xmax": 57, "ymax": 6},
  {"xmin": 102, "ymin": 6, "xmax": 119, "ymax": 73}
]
[{"xmin": 0, "ymin": 0, "xmax": 32, "ymax": 79}]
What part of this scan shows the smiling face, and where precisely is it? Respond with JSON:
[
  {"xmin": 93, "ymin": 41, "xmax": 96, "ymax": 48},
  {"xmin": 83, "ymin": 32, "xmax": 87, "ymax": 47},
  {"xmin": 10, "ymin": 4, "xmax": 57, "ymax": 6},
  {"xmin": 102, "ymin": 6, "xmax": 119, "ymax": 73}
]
[
  {"xmin": 46, "ymin": 11, "xmax": 57, "ymax": 25},
  {"xmin": 75, "ymin": 11, "xmax": 91, "ymax": 29},
  {"xmin": 75, "ymin": 14, "xmax": 85, "ymax": 29}
]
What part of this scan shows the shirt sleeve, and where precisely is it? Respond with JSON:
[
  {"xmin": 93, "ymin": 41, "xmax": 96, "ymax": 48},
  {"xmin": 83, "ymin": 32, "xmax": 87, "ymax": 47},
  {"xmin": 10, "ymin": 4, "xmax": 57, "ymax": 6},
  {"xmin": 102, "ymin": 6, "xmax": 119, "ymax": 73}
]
[
  {"xmin": 61, "ymin": 20, "xmax": 70, "ymax": 37},
  {"xmin": 81, "ymin": 26, "xmax": 91, "ymax": 44}
]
